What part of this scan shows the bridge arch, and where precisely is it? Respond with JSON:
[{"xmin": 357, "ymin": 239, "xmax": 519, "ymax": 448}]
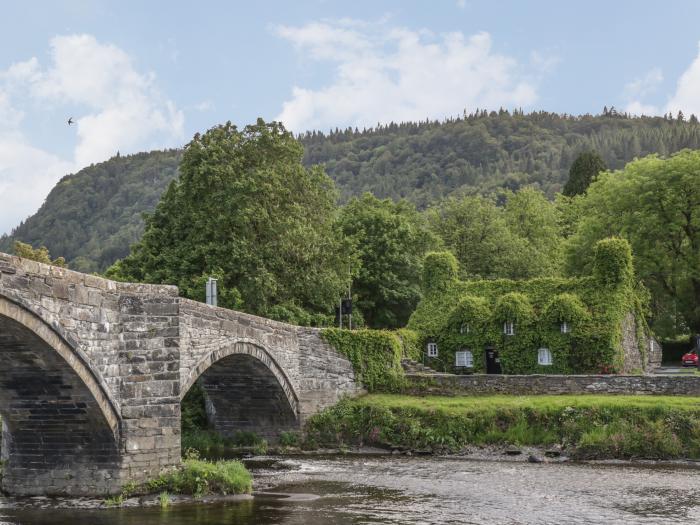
[
  {"xmin": 181, "ymin": 340, "xmax": 300, "ymax": 441},
  {"xmin": 0, "ymin": 294, "xmax": 121, "ymax": 495}
]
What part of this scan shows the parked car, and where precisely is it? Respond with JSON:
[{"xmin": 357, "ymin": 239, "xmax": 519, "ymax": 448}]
[{"xmin": 681, "ymin": 350, "xmax": 698, "ymax": 367}]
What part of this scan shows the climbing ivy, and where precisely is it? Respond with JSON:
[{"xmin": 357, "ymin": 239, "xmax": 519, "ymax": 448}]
[
  {"xmin": 408, "ymin": 238, "xmax": 651, "ymax": 375},
  {"xmin": 321, "ymin": 329, "xmax": 405, "ymax": 392}
]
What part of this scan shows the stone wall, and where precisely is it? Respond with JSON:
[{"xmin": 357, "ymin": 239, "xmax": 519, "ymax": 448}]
[{"xmin": 405, "ymin": 373, "xmax": 700, "ymax": 396}]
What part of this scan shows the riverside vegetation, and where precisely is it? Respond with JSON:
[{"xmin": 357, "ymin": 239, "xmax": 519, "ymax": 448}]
[{"xmin": 304, "ymin": 394, "xmax": 700, "ymax": 460}]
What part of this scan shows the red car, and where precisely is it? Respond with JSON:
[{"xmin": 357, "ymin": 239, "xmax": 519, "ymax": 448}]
[{"xmin": 682, "ymin": 350, "xmax": 698, "ymax": 367}]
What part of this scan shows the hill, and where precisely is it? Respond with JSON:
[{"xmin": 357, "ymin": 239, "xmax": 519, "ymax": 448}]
[
  {"xmin": 0, "ymin": 150, "xmax": 182, "ymax": 272},
  {"xmin": 3, "ymin": 110, "xmax": 700, "ymax": 271}
]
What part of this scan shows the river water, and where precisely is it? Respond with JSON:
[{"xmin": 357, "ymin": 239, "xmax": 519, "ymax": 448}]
[{"xmin": 1, "ymin": 456, "xmax": 699, "ymax": 524}]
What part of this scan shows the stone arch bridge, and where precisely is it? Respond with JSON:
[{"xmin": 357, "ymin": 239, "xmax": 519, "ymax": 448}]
[{"xmin": 0, "ymin": 252, "xmax": 362, "ymax": 496}]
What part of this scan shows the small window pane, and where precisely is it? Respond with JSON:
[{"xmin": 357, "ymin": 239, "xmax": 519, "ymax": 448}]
[
  {"xmin": 538, "ymin": 347, "xmax": 553, "ymax": 366},
  {"xmin": 455, "ymin": 350, "xmax": 473, "ymax": 367},
  {"xmin": 460, "ymin": 323, "xmax": 470, "ymax": 334},
  {"xmin": 503, "ymin": 322, "xmax": 515, "ymax": 336},
  {"xmin": 427, "ymin": 342, "xmax": 438, "ymax": 357},
  {"xmin": 560, "ymin": 322, "xmax": 570, "ymax": 334}
]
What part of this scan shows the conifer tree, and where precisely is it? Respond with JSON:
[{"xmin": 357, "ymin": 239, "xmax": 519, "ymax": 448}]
[{"xmin": 563, "ymin": 150, "xmax": 607, "ymax": 197}]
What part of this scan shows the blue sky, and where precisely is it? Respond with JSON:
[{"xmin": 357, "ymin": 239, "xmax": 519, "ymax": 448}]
[{"xmin": 2, "ymin": 0, "xmax": 700, "ymax": 233}]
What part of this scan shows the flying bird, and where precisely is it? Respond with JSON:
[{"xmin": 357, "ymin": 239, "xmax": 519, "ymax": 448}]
[{"xmin": 67, "ymin": 117, "xmax": 74, "ymax": 126}]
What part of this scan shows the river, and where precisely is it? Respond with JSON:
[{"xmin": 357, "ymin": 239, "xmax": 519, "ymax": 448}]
[{"xmin": 1, "ymin": 456, "xmax": 699, "ymax": 524}]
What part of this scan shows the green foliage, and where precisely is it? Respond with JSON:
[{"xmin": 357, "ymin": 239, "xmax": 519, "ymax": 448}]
[
  {"xmin": 427, "ymin": 190, "xmax": 563, "ymax": 280},
  {"xmin": 181, "ymin": 382, "xmax": 208, "ymax": 434},
  {"xmin": 566, "ymin": 150, "xmax": 700, "ymax": 335},
  {"xmin": 107, "ymin": 119, "xmax": 352, "ymax": 322},
  {"xmin": 409, "ymin": 239, "xmax": 646, "ymax": 374},
  {"xmin": 278, "ymin": 431, "xmax": 301, "ymax": 447},
  {"xmin": 542, "ymin": 294, "xmax": 590, "ymax": 325},
  {"xmin": 306, "ymin": 394, "xmax": 700, "ymax": 459},
  {"xmin": 181, "ymin": 429, "xmax": 268, "ymax": 456},
  {"xmin": 422, "ymin": 251, "xmax": 458, "ymax": 293},
  {"xmin": 1, "ymin": 150, "xmax": 181, "ymax": 272},
  {"xmin": 303, "ymin": 110, "xmax": 700, "ymax": 206},
  {"xmin": 563, "ymin": 150, "xmax": 607, "ymax": 196},
  {"xmin": 338, "ymin": 193, "xmax": 438, "ymax": 328},
  {"xmin": 493, "ymin": 292, "xmax": 534, "ymax": 323},
  {"xmin": 13, "ymin": 241, "xmax": 65, "ymax": 267},
  {"xmin": 592, "ymin": 237, "xmax": 634, "ymax": 287},
  {"xmin": 4, "ymin": 112, "xmax": 700, "ymax": 277},
  {"xmin": 321, "ymin": 328, "xmax": 405, "ymax": 391},
  {"xmin": 152, "ymin": 458, "xmax": 252, "ymax": 498},
  {"xmin": 395, "ymin": 328, "xmax": 422, "ymax": 361}
]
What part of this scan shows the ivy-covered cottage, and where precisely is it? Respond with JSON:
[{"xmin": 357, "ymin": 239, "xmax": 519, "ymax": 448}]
[{"xmin": 407, "ymin": 238, "xmax": 661, "ymax": 375}]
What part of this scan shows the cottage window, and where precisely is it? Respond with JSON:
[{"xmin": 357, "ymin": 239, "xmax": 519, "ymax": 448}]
[
  {"xmin": 460, "ymin": 322, "xmax": 470, "ymax": 334},
  {"xmin": 503, "ymin": 321, "xmax": 515, "ymax": 336},
  {"xmin": 427, "ymin": 342, "xmax": 438, "ymax": 357},
  {"xmin": 560, "ymin": 321, "xmax": 570, "ymax": 334},
  {"xmin": 538, "ymin": 347, "xmax": 553, "ymax": 366},
  {"xmin": 455, "ymin": 349, "xmax": 474, "ymax": 368}
]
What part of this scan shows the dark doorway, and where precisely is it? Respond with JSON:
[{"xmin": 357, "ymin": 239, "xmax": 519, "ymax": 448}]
[{"xmin": 485, "ymin": 346, "xmax": 502, "ymax": 374}]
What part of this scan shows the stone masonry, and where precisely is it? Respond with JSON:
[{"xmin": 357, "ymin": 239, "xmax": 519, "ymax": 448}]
[{"xmin": 0, "ymin": 252, "xmax": 362, "ymax": 496}]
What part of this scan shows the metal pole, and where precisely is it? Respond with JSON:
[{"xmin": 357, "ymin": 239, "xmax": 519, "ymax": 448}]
[
  {"xmin": 348, "ymin": 285, "xmax": 352, "ymax": 330},
  {"xmin": 339, "ymin": 297, "xmax": 343, "ymax": 329}
]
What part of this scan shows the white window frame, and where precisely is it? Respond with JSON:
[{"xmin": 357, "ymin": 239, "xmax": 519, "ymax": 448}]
[
  {"xmin": 460, "ymin": 322, "xmax": 470, "ymax": 334},
  {"xmin": 560, "ymin": 321, "xmax": 570, "ymax": 334},
  {"xmin": 538, "ymin": 347, "xmax": 553, "ymax": 366},
  {"xmin": 503, "ymin": 321, "xmax": 515, "ymax": 336},
  {"xmin": 455, "ymin": 349, "xmax": 474, "ymax": 368},
  {"xmin": 427, "ymin": 342, "xmax": 438, "ymax": 357}
]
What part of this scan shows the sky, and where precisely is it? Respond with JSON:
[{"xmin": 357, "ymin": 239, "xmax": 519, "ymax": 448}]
[{"xmin": 2, "ymin": 0, "xmax": 700, "ymax": 234}]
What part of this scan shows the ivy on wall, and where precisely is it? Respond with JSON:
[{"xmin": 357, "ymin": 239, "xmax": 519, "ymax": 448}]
[
  {"xmin": 321, "ymin": 328, "xmax": 406, "ymax": 391},
  {"xmin": 408, "ymin": 238, "xmax": 651, "ymax": 375}
]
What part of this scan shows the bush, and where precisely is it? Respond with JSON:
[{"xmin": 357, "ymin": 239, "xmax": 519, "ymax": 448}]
[{"xmin": 155, "ymin": 458, "xmax": 252, "ymax": 498}]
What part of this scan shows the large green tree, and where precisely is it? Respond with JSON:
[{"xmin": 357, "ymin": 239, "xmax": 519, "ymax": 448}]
[
  {"xmin": 108, "ymin": 120, "xmax": 351, "ymax": 323},
  {"xmin": 337, "ymin": 193, "xmax": 438, "ymax": 329},
  {"xmin": 563, "ymin": 150, "xmax": 607, "ymax": 196},
  {"xmin": 565, "ymin": 150, "xmax": 700, "ymax": 335},
  {"xmin": 428, "ymin": 189, "xmax": 562, "ymax": 280}
]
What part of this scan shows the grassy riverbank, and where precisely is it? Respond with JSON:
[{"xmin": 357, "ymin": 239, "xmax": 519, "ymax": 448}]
[{"xmin": 305, "ymin": 394, "xmax": 700, "ymax": 460}]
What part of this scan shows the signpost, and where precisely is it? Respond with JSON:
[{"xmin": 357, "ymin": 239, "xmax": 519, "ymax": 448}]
[{"xmin": 206, "ymin": 277, "xmax": 218, "ymax": 307}]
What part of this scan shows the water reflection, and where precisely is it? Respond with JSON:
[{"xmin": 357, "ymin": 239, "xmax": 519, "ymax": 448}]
[{"xmin": 1, "ymin": 457, "xmax": 699, "ymax": 524}]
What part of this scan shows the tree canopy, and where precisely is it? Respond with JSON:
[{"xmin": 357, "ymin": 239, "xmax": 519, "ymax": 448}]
[
  {"xmin": 337, "ymin": 193, "xmax": 438, "ymax": 329},
  {"xmin": 107, "ymin": 120, "xmax": 352, "ymax": 323},
  {"xmin": 427, "ymin": 189, "xmax": 562, "ymax": 280},
  {"xmin": 563, "ymin": 150, "xmax": 607, "ymax": 196},
  {"xmin": 565, "ymin": 149, "xmax": 700, "ymax": 335}
]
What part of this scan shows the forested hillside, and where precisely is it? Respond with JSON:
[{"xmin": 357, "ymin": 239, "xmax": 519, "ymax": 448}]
[
  {"xmin": 0, "ymin": 150, "xmax": 182, "ymax": 272},
  {"xmin": 304, "ymin": 109, "xmax": 700, "ymax": 205},
  {"xmin": 3, "ymin": 110, "xmax": 700, "ymax": 271}
]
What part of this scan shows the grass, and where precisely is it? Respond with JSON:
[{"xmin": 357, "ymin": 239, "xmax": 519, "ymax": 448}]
[
  {"xmin": 305, "ymin": 394, "xmax": 700, "ymax": 460},
  {"xmin": 145, "ymin": 458, "xmax": 252, "ymax": 498},
  {"xmin": 104, "ymin": 456, "xmax": 252, "ymax": 506}
]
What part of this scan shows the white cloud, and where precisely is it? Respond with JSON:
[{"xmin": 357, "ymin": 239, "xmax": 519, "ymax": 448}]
[
  {"xmin": 625, "ymin": 44, "xmax": 700, "ymax": 117},
  {"xmin": 0, "ymin": 138, "xmax": 73, "ymax": 235},
  {"xmin": 274, "ymin": 21, "xmax": 542, "ymax": 132},
  {"xmin": 0, "ymin": 34, "xmax": 184, "ymax": 234},
  {"xmin": 666, "ymin": 43, "xmax": 700, "ymax": 117}
]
